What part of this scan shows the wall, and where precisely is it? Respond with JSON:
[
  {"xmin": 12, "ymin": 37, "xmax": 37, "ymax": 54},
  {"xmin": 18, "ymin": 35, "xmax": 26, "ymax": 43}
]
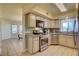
[
  {"xmin": 1, "ymin": 19, "xmax": 22, "ymax": 40},
  {"xmin": 0, "ymin": 5, "xmax": 2, "ymax": 55},
  {"xmin": 0, "ymin": 19, "xmax": 1, "ymax": 55},
  {"xmin": 1, "ymin": 19, "xmax": 11, "ymax": 40},
  {"xmin": 11, "ymin": 21, "xmax": 22, "ymax": 39}
]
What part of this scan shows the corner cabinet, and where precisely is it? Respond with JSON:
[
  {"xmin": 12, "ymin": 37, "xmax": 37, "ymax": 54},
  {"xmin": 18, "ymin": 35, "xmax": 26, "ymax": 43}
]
[{"xmin": 25, "ymin": 13, "xmax": 36, "ymax": 27}]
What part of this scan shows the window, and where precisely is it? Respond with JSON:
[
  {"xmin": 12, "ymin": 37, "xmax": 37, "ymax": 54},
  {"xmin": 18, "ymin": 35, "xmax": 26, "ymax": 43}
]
[
  {"xmin": 68, "ymin": 20, "xmax": 74, "ymax": 32},
  {"xmin": 12, "ymin": 25, "xmax": 17, "ymax": 33},
  {"xmin": 60, "ymin": 19, "xmax": 68, "ymax": 32},
  {"xmin": 62, "ymin": 22, "xmax": 68, "ymax": 32},
  {"xmin": 19, "ymin": 25, "xmax": 22, "ymax": 34},
  {"xmin": 60, "ymin": 18, "xmax": 78, "ymax": 32}
]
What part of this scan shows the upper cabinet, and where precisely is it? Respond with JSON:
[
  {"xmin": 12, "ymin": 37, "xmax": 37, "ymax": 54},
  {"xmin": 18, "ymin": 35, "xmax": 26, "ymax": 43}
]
[
  {"xmin": 36, "ymin": 16, "xmax": 41, "ymax": 20},
  {"xmin": 55, "ymin": 20, "xmax": 60, "ymax": 28},
  {"xmin": 44, "ymin": 19, "xmax": 50, "ymax": 28},
  {"xmin": 25, "ymin": 13, "xmax": 59, "ymax": 28},
  {"xmin": 25, "ymin": 13, "xmax": 36, "ymax": 27},
  {"xmin": 50, "ymin": 20, "xmax": 59, "ymax": 28}
]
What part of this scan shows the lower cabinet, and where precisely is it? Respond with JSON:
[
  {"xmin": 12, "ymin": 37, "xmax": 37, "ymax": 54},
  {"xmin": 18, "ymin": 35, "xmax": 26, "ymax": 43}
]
[
  {"xmin": 59, "ymin": 35, "xmax": 75, "ymax": 48},
  {"xmin": 59, "ymin": 35, "xmax": 67, "ymax": 46},
  {"xmin": 32, "ymin": 37, "xmax": 39, "ymax": 53},
  {"xmin": 66, "ymin": 36, "xmax": 75, "ymax": 48},
  {"xmin": 27, "ymin": 35, "xmax": 39, "ymax": 54},
  {"xmin": 48, "ymin": 34, "xmax": 51, "ymax": 45}
]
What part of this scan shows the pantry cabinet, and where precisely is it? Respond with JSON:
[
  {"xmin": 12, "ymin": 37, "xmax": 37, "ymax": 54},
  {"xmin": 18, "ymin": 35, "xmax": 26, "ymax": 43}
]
[{"xmin": 25, "ymin": 13, "xmax": 36, "ymax": 27}]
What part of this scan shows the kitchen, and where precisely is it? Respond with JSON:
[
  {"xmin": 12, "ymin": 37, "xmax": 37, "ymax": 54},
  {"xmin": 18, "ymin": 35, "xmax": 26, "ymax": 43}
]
[
  {"xmin": 25, "ymin": 11, "xmax": 78, "ymax": 55},
  {"xmin": 1, "ymin": 3, "xmax": 78, "ymax": 56}
]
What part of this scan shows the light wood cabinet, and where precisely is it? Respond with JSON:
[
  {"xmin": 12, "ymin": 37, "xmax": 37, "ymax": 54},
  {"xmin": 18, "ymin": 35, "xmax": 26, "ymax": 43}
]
[
  {"xmin": 50, "ymin": 20, "xmax": 59, "ymax": 28},
  {"xmin": 59, "ymin": 35, "xmax": 75, "ymax": 48},
  {"xmin": 25, "ymin": 13, "xmax": 51, "ymax": 28},
  {"xmin": 55, "ymin": 20, "xmax": 59, "ymax": 28},
  {"xmin": 66, "ymin": 36, "xmax": 75, "ymax": 48},
  {"xmin": 44, "ymin": 19, "xmax": 50, "ymax": 28},
  {"xmin": 50, "ymin": 20, "xmax": 55, "ymax": 28},
  {"xmin": 59, "ymin": 35, "xmax": 67, "ymax": 45},
  {"xmin": 27, "ymin": 35, "xmax": 39, "ymax": 54},
  {"xmin": 44, "ymin": 19, "xmax": 48, "ymax": 28},
  {"xmin": 33, "ymin": 37, "xmax": 39, "ymax": 53},
  {"xmin": 48, "ymin": 34, "xmax": 51, "ymax": 45},
  {"xmin": 36, "ymin": 16, "xmax": 41, "ymax": 20},
  {"xmin": 25, "ymin": 13, "xmax": 36, "ymax": 27}
]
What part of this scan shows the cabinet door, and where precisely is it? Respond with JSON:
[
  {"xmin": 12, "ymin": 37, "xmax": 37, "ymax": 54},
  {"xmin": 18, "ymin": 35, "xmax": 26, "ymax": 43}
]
[
  {"xmin": 47, "ymin": 20, "xmax": 51, "ymax": 28},
  {"xmin": 28, "ymin": 36, "xmax": 33, "ymax": 54},
  {"xmin": 50, "ymin": 20, "xmax": 55, "ymax": 28},
  {"xmin": 66, "ymin": 36, "xmax": 75, "ymax": 48},
  {"xmin": 36, "ymin": 16, "xmax": 41, "ymax": 20},
  {"xmin": 59, "ymin": 35, "xmax": 67, "ymax": 45},
  {"xmin": 55, "ymin": 20, "xmax": 59, "ymax": 28},
  {"xmin": 44, "ymin": 19, "xmax": 48, "ymax": 28},
  {"xmin": 33, "ymin": 37, "xmax": 39, "ymax": 53},
  {"xmin": 29, "ymin": 14, "xmax": 36, "ymax": 27},
  {"xmin": 44, "ymin": 19, "xmax": 50, "ymax": 28},
  {"xmin": 48, "ymin": 34, "xmax": 51, "ymax": 45}
]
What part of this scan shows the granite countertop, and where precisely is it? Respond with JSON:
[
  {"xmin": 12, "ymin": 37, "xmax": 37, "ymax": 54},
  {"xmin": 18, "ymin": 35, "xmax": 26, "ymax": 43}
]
[
  {"xmin": 25, "ymin": 33, "xmax": 39, "ymax": 37},
  {"xmin": 50, "ymin": 32, "xmax": 76, "ymax": 36}
]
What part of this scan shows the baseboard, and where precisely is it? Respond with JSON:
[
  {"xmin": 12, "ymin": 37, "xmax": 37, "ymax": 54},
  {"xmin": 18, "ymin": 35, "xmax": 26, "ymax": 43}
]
[
  {"xmin": 59, "ymin": 44, "xmax": 77, "ymax": 49},
  {"xmin": 49, "ymin": 44, "xmax": 77, "ymax": 49}
]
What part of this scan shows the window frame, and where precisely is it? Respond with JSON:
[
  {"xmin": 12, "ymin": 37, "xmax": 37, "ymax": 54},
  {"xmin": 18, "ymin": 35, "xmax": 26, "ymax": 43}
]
[
  {"xmin": 60, "ymin": 17, "xmax": 78, "ymax": 33},
  {"xmin": 11, "ymin": 25, "xmax": 18, "ymax": 34}
]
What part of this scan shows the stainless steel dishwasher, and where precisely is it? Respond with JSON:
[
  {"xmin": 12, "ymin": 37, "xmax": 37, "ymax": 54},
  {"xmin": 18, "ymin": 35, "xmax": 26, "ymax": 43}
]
[
  {"xmin": 50, "ymin": 28, "xmax": 59, "ymax": 45},
  {"xmin": 51, "ymin": 33, "xmax": 59, "ymax": 45}
]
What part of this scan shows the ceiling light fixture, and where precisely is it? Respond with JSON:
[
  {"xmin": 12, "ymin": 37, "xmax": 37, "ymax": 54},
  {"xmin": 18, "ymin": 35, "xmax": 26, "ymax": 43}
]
[{"xmin": 55, "ymin": 3, "xmax": 67, "ymax": 12}]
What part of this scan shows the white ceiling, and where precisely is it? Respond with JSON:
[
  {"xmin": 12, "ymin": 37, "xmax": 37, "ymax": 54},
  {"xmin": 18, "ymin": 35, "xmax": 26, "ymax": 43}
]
[{"xmin": 0, "ymin": 3, "xmax": 76, "ymax": 22}]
